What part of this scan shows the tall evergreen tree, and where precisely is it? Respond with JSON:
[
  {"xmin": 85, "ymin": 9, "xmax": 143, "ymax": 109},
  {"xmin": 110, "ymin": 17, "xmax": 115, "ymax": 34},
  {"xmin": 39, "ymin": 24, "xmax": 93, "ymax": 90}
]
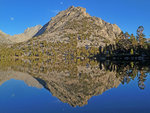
[{"xmin": 136, "ymin": 26, "xmax": 145, "ymax": 46}]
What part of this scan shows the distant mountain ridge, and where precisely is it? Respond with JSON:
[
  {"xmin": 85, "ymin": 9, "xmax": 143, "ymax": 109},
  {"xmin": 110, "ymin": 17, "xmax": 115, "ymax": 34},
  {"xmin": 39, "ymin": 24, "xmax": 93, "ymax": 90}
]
[
  {"xmin": 0, "ymin": 25, "xmax": 42, "ymax": 44},
  {"xmin": 0, "ymin": 30, "xmax": 13, "ymax": 44},
  {"xmin": 11, "ymin": 25, "xmax": 42, "ymax": 43}
]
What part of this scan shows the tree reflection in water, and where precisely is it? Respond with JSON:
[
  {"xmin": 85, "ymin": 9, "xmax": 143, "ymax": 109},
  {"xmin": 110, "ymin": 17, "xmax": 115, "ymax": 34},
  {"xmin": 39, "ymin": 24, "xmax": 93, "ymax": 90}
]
[
  {"xmin": 0, "ymin": 58, "xmax": 149, "ymax": 107},
  {"xmin": 98, "ymin": 60, "xmax": 150, "ymax": 90}
]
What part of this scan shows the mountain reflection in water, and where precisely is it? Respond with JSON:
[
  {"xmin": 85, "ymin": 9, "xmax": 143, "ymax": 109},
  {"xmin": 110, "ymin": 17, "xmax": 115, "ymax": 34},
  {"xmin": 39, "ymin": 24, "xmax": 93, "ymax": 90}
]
[{"xmin": 0, "ymin": 59, "xmax": 150, "ymax": 113}]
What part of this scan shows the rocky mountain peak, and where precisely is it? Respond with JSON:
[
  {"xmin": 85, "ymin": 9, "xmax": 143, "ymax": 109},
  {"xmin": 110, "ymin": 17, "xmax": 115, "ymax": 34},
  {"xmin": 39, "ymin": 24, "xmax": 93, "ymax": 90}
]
[
  {"xmin": 66, "ymin": 6, "xmax": 88, "ymax": 17},
  {"xmin": 34, "ymin": 6, "xmax": 121, "ymax": 47},
  {"xmin": 23, "ymin": 25, "xmax": 42, "ymax": 37},
  {"xmin": 49, "ymin": 6, "xmax": 90, "ymax": 24},
  {"xmin": 0, "ymin": 6, "xmax": 122, "ymax": 47},
  {"xmin": 34, "ymin": 6, "xmax": 92, "ymax": 37}
]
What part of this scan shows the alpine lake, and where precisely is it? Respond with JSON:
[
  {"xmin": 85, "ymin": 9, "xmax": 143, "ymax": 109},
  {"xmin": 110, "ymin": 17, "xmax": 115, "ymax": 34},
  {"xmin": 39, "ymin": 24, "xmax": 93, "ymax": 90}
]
[{"xmin": 0, "ymin": 57, "xmax": 149, "ymax": 113}]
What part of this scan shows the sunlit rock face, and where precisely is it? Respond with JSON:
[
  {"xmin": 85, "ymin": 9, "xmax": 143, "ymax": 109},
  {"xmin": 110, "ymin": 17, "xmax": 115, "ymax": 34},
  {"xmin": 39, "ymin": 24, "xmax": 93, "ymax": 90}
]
[
  {"xmin": 34, "ymin": 6, "xmax": 121, "ymax": 47},
  {"xmin": 0, "ymin": 6, "xmax": 121, "ymax": 46}
]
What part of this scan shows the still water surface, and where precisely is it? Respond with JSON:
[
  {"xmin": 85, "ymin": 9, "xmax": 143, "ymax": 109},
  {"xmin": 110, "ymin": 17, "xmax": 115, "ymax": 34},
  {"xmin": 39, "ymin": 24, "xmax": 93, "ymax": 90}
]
[{"xmin": 0, "ymin": 60, "xmax": 149, "ymax": 113}]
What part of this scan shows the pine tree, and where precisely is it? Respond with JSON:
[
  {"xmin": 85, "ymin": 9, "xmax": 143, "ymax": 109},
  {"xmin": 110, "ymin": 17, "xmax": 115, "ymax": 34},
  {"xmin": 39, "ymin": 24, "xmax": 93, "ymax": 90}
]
[{"xmin": 136, "ymin": 26, "xmax": 145, "ymax": 46}]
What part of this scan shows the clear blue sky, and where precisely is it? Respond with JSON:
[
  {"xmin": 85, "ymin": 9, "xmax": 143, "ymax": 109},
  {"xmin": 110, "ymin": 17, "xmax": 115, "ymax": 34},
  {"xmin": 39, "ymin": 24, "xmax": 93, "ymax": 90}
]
[{"xmin": 0, "ymin": 0, "xmax": 150, "ymax": 37}]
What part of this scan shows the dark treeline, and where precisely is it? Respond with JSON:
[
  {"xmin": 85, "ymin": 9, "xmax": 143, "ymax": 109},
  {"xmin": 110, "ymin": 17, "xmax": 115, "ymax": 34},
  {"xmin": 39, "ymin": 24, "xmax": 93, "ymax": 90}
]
[
  {"xmin": 95, "ymin": 26, "xmax": 150, "ymax": 61},
  {"xmin": 98, "ymin": 60, "xmax": 150, "ymax": 90}
]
